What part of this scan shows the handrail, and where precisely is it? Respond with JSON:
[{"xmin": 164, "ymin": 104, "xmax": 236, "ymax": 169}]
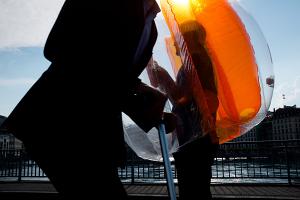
[{"xmin": 0, "ymin": 140, "xmax": 299, "ymax": 185}]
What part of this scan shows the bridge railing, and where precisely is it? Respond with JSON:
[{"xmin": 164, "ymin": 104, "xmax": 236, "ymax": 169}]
[{"xmin": 1, "ymin": 140, "xmax": 299, "ymax": 184}]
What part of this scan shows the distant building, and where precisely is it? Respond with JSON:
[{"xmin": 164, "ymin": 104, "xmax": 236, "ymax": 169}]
[
  {"xmin": 257, "ymin": 113, "xmax": 273, "ymax": 141},
  {"xmin": 0, "ymin": 115, "xmax": 23, "ymax": 150},
  {"xmin": 232, "ymin": 111, "xmax": 273, "ymax": 143},
  {"xmin": 272, "ymin": 105, "xmax": 300, "ymax": 140},
  {"xmin": 0, "ymin": 115, "xmax": 5, "ymax": 126},
  {"xmin": 233, "ymin": 128, "xmax": 257, "ymax": 142},
  {"xmin": 231, "ymin": 105, "xmax": 300, "ymax": 143}
]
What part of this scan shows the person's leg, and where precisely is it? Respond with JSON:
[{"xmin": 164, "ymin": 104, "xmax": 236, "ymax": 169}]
[
  {"xmin": 173, "ymin": 134, "xmax": 218, "ymax": 200},
  {"xmin": 26, "ymin": 141, "xmax": 128, "ymax": 199},
  {"xmin": 109, "ymin": 167, "xmax": 129, "ymax": 200}
]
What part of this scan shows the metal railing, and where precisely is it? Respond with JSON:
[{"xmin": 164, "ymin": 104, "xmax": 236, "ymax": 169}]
[{"xmin": 1, "ymin": 140, "xmax": 299, "ymax": 184}]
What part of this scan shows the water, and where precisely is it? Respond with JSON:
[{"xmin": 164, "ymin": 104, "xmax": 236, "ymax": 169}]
[
  {"xmin": 0, "ymin": 159, "xmax": 298, "ymax": 184},
  {"xmin": 118, "ymin": 160, "xmax": 298, "ymax": 184}
]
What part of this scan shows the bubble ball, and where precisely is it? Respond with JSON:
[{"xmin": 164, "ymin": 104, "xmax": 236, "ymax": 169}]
[{"xmin": 124, "ymin": 0, "xmax": 274, "ymax": 162}]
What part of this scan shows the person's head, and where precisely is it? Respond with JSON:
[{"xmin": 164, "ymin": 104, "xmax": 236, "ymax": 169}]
[{"xmin": 179, "ymin": 20, "xmax": 206, "ymax": 53}]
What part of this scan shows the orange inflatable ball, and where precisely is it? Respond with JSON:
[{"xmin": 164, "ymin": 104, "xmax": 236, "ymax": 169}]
[{"xmin": 160, "ymin": 0, "xmax": 274, "ymax": 144}]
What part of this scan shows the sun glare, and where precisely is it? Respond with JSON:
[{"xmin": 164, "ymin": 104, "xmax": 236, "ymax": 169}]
[{"xmin": 173, "ymin": 0, "xmax": 190, "ymax": 7}]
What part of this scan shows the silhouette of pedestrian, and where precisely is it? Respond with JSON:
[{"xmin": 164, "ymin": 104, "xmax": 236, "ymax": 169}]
[{"xmin": 146, "ymin": 19, "xmax": 220, "ymax": 198}]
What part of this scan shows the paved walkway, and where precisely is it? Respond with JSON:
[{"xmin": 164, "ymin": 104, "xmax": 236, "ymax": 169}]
[
  {"xmin": 0, "ymin": 182, "xmax": 300, "ymax": 199},
  {"xmin": 125, "ymin": 184, "xmax": 300, "ymax": 199}
]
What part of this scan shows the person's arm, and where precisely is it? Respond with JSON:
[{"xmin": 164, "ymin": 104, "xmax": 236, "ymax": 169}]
[
  {"xmin": 146, "ymin": 59, "xmax": 183, "ymax": 105},
  {"xmin": 122, "ymin": 81, "xmax": 167, "ymax": 133},
  {"xmin": 122, "ymin": 77, "xmax": 177, "ymax": 134}
]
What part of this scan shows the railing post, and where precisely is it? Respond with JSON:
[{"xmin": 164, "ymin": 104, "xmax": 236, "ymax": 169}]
[
  {"xmin": 131, "ymin": 163, "xmax": 135, "ymax": 184},
  {"xmin": 17, "ymin": 149, "xmax": 23, "ymax": 182},
  {"xmin": 285, "ymin": 143, "xmax": 291, "ymax": 185}
]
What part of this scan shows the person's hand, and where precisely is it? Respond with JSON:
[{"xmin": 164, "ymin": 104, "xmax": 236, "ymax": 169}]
[
  {"xmin": 135, "ymin": 84, "xmax": 177, "ymax": 134},
  {"xmin": 123, "ymin": 82, "xmax": 169, "ymax": 133},
  {"xmin": 160, "ymin": 112, "xmax": 177, "ymax": 134}
]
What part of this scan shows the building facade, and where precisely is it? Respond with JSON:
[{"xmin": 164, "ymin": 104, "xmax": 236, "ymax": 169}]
[
  {"xmin": 231, "ymin": 105, "xmax": 300, "ymax": 143},
  {"xmin": 0, "ymin": 115, "xmax": 23, "ymax": 150},
  {"xmin": 272, "ymin": 105, "xmax": 300, "ymax": 140}
]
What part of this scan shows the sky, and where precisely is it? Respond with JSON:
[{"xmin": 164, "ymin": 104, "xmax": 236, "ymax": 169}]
[{"xmin": 0, "ymin": 0, "xmax": 300, "ymax": 117}]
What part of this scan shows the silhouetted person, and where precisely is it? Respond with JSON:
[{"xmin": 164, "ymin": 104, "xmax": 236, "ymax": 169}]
[
  {"xmin": 146, "ymin": 20, "xmax": 219, "ymax": 199},
  {"xmin": 0, "ymin": 0, "xmax": 175, "ymax": 199},
  {"xmin": 148, "ymin": 60, "xmax": 218, "ymax": 200}
]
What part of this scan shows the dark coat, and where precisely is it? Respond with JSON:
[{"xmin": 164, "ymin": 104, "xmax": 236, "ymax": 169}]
[{"xmin": 1, "ymin": 0, "xmax": 162, "ymax": 197}]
